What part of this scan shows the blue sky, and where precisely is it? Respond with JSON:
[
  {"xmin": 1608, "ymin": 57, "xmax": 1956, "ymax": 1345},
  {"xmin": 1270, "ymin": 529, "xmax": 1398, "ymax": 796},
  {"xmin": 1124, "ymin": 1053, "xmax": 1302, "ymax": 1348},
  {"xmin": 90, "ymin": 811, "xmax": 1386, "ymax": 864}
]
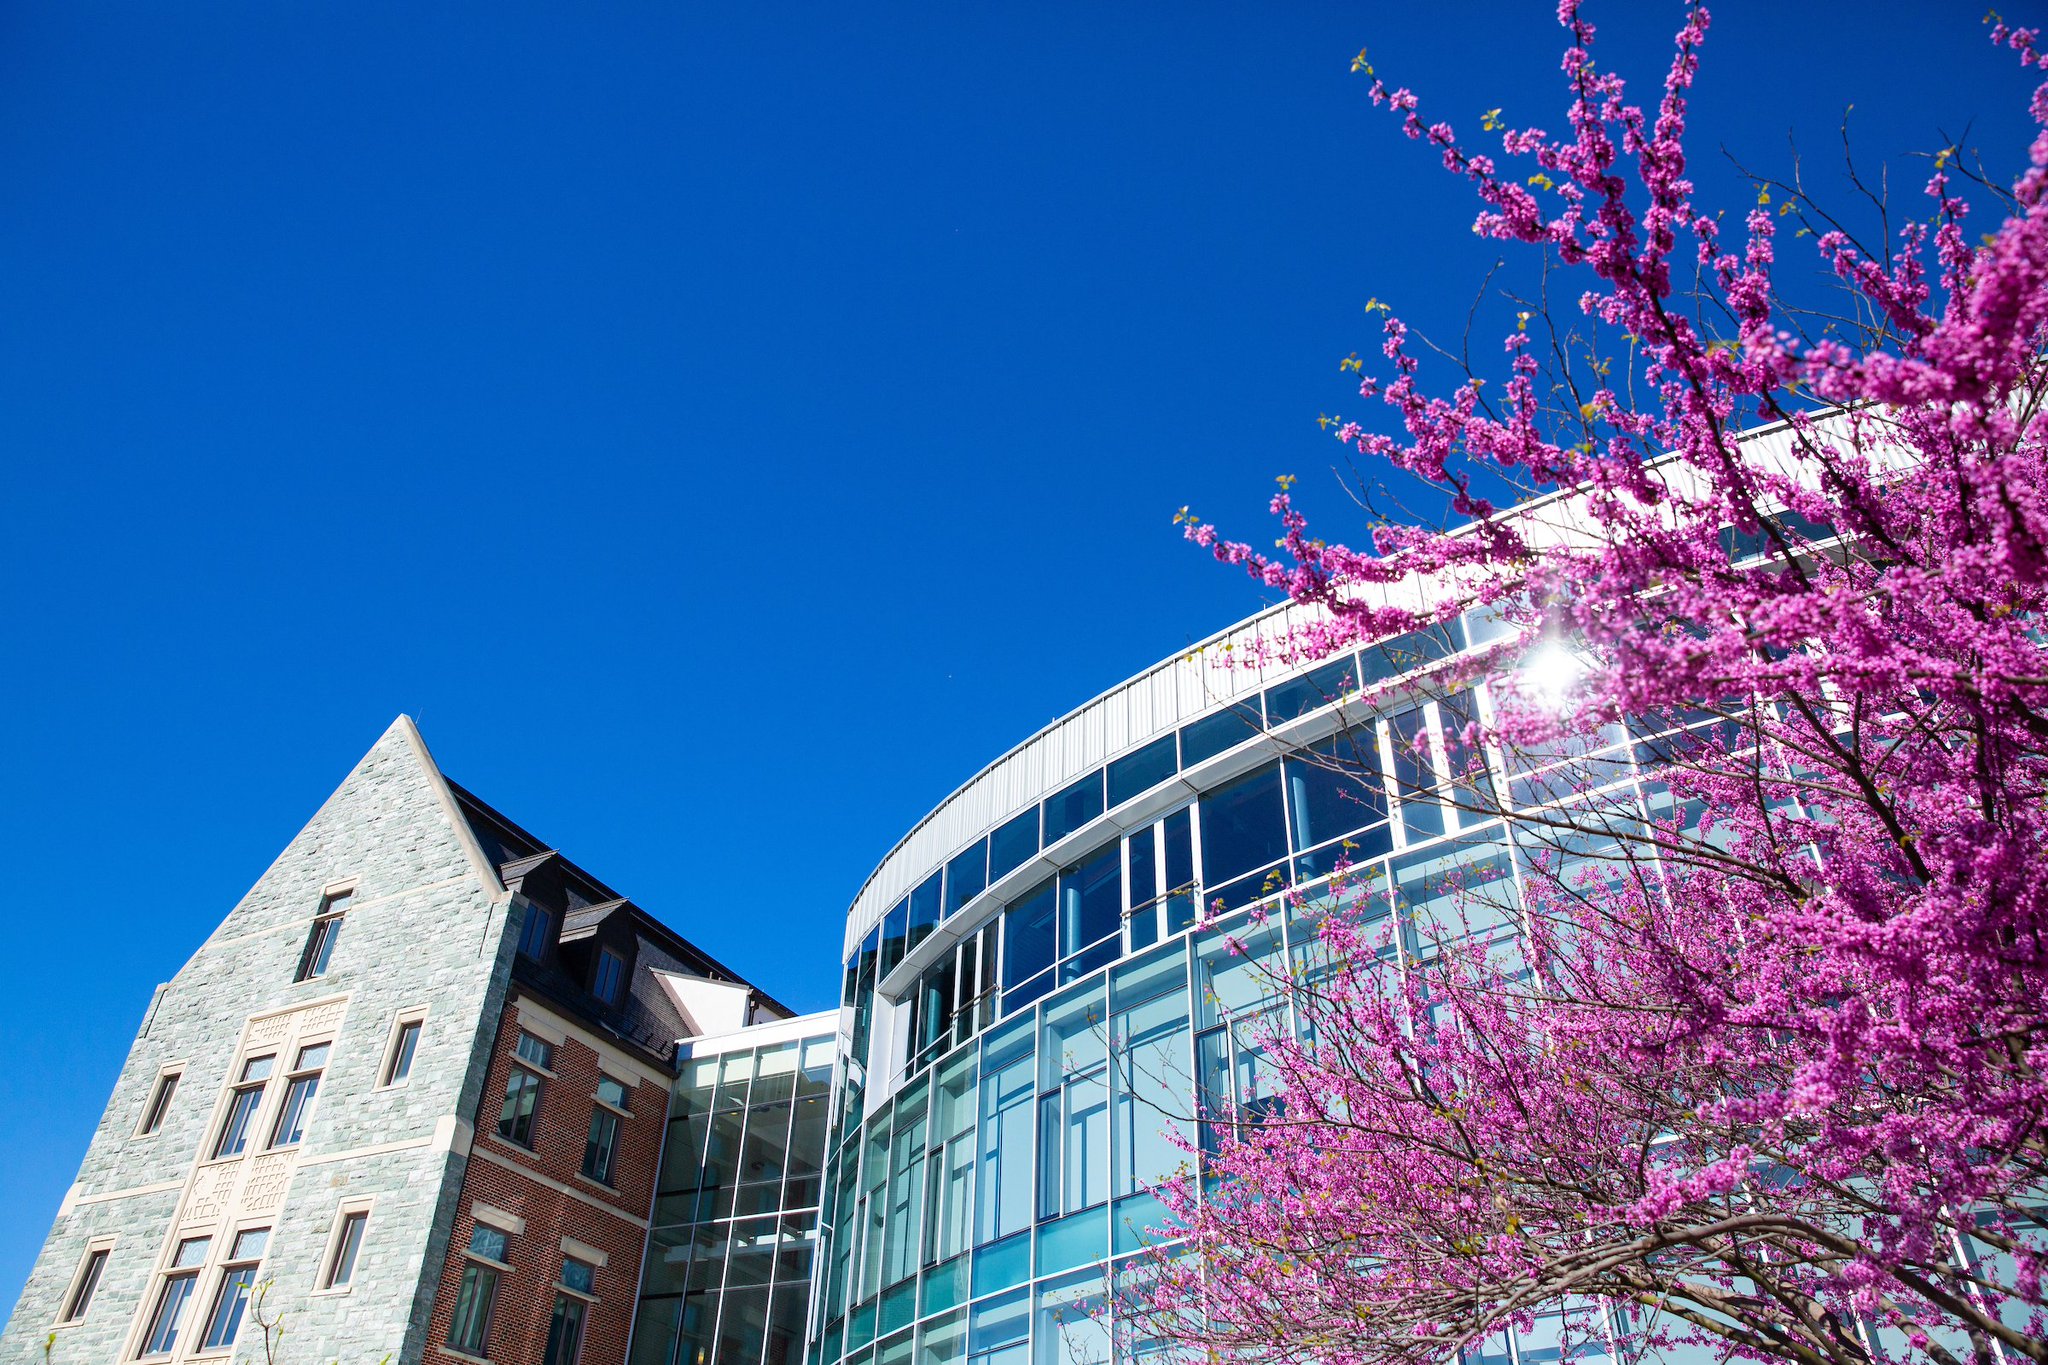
[{"xmin": 1, "ymin": 0, "xmax": 2039, "ymax": 1304}]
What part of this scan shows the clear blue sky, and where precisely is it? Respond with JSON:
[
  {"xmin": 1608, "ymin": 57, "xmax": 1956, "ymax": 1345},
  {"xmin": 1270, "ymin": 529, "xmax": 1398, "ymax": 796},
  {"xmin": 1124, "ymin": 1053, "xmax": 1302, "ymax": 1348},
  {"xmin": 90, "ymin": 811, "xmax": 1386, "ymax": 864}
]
[{"xmin": 1, "ymin": 0, "xmax": 2038, "ymax": 1304}]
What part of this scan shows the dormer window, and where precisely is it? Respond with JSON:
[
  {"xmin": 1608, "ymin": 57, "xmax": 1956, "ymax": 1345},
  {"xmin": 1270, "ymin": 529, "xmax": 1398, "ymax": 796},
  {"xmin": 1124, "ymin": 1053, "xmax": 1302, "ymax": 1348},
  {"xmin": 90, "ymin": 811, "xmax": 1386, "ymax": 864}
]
[
  {"xmin": 517, "ymin": 903, "xmax": 554, "ymax": 961},
  {"xmin": 594, "ymin": 948, "xmax": 626, "ymax": 1005}
]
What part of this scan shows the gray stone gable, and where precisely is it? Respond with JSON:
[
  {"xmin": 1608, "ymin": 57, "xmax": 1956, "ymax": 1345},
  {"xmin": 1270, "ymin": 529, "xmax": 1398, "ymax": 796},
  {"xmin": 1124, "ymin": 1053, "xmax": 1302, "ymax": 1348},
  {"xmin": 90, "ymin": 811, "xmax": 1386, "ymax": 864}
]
[{"xmin": 3, "ymin": 716, "xmax": 519, "ymax": 1365}]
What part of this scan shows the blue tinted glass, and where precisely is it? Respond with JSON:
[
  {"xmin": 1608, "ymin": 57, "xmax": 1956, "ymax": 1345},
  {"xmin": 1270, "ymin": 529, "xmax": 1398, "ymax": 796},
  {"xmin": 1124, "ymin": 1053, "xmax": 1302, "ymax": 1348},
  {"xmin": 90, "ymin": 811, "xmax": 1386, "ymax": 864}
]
[
  {"xmin": 1057, "ymin": 846, "xmax": 1121, "ymax": 973},
  {"xmin": 987, "ymin": 809, "xmax": 1039, "ymax": 881},
  {"xmin": 943, "ymin": 846, "xmax": 986, "ymax": 919},
  {"xmin": 1162, "ymin": 808, "xmax": 1196, "ymax": 933},
  {"xmin": 1105, "ymin": 736, "xmax": 1176, "ymax": 808},
  {"xmin": 1359, "ymin": 623, "xmax": 1462, "ymax": 685},
  {"xmin": 1126, "ymin": 826, "xmax": 1156, "ymax": 908},
  {"xmin": 1293, "ymin": 820, "xmax": 1393, "ymax": 881},
  {"xmin": 1463, "ymin": 600, "xmax": 1519, "ymax": 646},
  {"xmin": 1041, "ymin": 772, "xmax": 1105, "ymax": 845},
  {"xmin": 1179, "ymin": 703, "xmax": 1262, "ymax": 767},
  {"xmin": 1390, "ymin": 707, "xmax": 1445, "ymax": 839},
  {"xmin": 880, "ymin": 899, "xmax": 910, "ymax": 976},
  {"xmin": 1286, "ymin": 728, "xmax": 1386, "ymax": 851},
  {"xmin": 1198, "ymin": 763, "xmax": 1288, "ymax": 890},
  {"xmin": 1264, "ymin": 658, "xmax": 1360, "ymax": 724},
  {"xmin": 1000, "ymin": 882, "xmax": 1056, "ymax": 998},
  {"xmin": 909, "ymin": 874, "xmax": 943, "ymax": 957}
]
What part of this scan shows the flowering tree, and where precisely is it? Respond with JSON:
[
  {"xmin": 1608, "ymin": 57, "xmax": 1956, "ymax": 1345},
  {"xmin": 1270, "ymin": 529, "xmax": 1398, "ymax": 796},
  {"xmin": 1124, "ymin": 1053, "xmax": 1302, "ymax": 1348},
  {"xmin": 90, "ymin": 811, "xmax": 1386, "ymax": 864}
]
[{"xmin": 1134, "ymin": 6, "xmax": 2048, "ymax": 1365}]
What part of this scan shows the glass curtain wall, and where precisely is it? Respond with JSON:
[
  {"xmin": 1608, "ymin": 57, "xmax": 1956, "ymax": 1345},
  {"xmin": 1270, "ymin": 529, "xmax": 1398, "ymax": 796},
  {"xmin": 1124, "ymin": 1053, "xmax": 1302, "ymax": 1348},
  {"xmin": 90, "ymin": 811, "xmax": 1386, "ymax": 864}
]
[
  {"xmin": 815, "ymin": 638, "xmax": 1705, "ymax": 1365},
  {"xmin": 633, "ymin": 1033, "xmax": 835, "ymax": 1365}
]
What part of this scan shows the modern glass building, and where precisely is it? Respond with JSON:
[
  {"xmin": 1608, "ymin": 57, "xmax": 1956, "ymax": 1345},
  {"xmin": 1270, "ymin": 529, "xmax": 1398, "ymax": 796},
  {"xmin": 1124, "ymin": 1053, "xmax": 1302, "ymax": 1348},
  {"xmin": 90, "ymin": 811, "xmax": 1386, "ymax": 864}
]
[{"xmin": 801, "ymin": 584, "xmax": 1650, "ymax": 1365}]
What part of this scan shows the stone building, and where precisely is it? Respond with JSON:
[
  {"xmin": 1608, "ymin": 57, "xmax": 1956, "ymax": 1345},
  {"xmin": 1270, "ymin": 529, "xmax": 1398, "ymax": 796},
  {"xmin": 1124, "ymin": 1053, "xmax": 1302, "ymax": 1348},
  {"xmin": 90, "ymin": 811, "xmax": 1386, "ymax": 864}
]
[{"xmin": 2, "ymin": 717, "xmax": 809, "ymax": 1365}]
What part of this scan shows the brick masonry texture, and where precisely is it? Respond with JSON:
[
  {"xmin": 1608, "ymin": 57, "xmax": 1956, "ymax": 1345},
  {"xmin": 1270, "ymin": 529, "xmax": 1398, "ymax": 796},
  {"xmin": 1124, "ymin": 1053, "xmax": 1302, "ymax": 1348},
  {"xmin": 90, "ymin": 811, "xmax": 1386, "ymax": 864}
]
[
  {"xmin": 424, "ymin": 995, "xmax": 665, "ymax": 1365},
  {"xmin": 2, "ymin": 718, "xmax": 521, "ymax": 1365}
]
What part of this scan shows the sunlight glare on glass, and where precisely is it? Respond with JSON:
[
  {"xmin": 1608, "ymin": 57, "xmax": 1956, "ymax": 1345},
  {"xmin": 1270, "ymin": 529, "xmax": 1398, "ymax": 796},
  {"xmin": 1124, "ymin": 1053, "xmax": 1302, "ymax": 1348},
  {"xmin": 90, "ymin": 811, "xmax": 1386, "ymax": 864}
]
[{"xmin": 1519, "ymin": 642, "xmax": 1585, "ymax": 713}]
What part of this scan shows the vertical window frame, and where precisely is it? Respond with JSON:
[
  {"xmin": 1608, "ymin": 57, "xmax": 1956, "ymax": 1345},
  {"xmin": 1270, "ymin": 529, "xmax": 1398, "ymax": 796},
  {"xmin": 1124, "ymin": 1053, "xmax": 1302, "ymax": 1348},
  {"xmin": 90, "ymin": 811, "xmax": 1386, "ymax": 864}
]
[
  {"xmin": 593, "ymin": 946, "xmax": 626, "ymax": 1005},
  {"xmin": 198, "ymin": 1226, "xmax": 268, "ymax": 1352},
  {"xmin": 138, "ymin": 1234, "xmax": 212, "ymax": 1359},
  {"xmin": 135, "ymin": 1065, "xmax": 184, "ymax": 1138},
  {"xmin": 210, "ymin": 1055, "xmax": 276, "ymax": 1162},
  {"xmin": 378, "ymin": 1010, "xmax": 427, "ymax": 1090},
  {"xmin": 294, "ymin": 884, "xmax": 354, "ymax": 983},
  {"xmin": 579, "ymin": 1075, "xmax": 629, "ymax": 1187},
  {"xmin": 267, "ymin": 1039, "xmax": 331, "ymax": 1150},
  {"xmin": 447, "ymin": 1222, "xmax": 513, "ymax": 1358},
  {"xmin": 316, "ymin": 1198, "xmax": 374, "ymax": 1294},
  {"xmin": 54, "ymin": 1237, "xmax": 115, "ymax": 1327}
]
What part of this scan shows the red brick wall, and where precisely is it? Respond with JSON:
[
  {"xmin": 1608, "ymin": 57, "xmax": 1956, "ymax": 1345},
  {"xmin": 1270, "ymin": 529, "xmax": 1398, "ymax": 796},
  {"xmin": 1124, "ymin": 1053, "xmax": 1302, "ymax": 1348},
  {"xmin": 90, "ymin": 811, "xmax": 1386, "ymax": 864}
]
[{"xmin": 425, "ymin": 994, "xmax": 668, "ymax": 1365}]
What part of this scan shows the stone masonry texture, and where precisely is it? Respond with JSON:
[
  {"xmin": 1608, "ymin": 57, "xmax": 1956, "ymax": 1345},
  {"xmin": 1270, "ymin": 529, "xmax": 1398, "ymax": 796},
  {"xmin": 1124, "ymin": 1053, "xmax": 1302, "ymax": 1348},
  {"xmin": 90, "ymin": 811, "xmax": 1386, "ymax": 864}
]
[{"xmin": 1, "ymin": 717, "xmax": 521, "ymax": 1365}]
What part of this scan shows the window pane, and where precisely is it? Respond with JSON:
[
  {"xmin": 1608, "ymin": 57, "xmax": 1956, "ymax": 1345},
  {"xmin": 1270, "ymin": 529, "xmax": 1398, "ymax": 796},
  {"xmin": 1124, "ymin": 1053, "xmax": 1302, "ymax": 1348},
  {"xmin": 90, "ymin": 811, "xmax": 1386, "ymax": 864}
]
[
  {"xmin": 880, "ymin": 897, "xmax": 910, "ymax": 978},
  {"xmin": 998, "ymin": 881, "xmax": 1055, "ymax": 1004},
  {"xmin": 389, "ymin": 1021, "xmax": 422, "ymax": 1084},
  {"xmin": 913, "ymin": 871, "xmax": 942, "ymax": 957},
  {"xmin": 1390, "ymin": 705, "xmax": 1445, "ymax": 839},
  {"xmin": 448, "ymin": 1262, "xmax": 500, "ymax": 1354},
  {"xmin": 562, "ymin": 1257, "xmax": 595, "ymax": 1294},
  {"xmin": 141, "ymin": 1073, "xmax": 179, "ymax": 1135},
  {"xmin": 986, "ymin": 809, "xmax": 1039, "ymax": 882},
  {"xmin": 584, "ymin": 1107, "xmax": 621, "ymax": 1184},
  {"xmin": 1041, "ymin": 771, "xmax": 1105, "ymax": 846},
  {"xmin": 943, "ymin": 846, "xmax": 986, "ymax": 920},
  {"xmin": 64, "ymin": 1249, "xmax": 108, "ymax": 1321},
  {"xmin": 519, "ymin": 902, "xmax": 554, "ymax": 958},
  {"xmin": 468, "ymin": 1225, "xmax": 509, "ymax": 1260},
  {"xmin": 1179, "ymin": 702, "xmax": 1261, "ymax": 767},
  {"xmin": 1264, "ymin": 657, "xmax": 1359, "ymax": 723},
  {"xmin": 329, "ymin": 1212, "xmax": 368, "ymax": 1288},
  {"xmin": 544, "ymin": 1293, "xmax": 589, "ymax": 1365},
  {"xmin": 1286, "ymin": 727, "xmax": 1386, "ymax": 851},
  {"xmin": 214, "ymin": 1087, "xmax": 264, "ymax": 1159},
  {"xmin": 271, "ymin": 1073, "xmax": 321, "ymax": 1147},
  {"xmin": 1198, "ymin": 763, "xmax": 1288, "ymax": 891},
  {"xmin": 1056, "ymin": 846, "xmax": 1120, "ymax": 973},
  {"xmin": 202, "ymin": 1264, "xmax": 260, "ymax": 1350},
  {"xmin": 499, "ymin": 1070, "xmax": 541, "ymax": 1145},
  {"xmin": 974, "ymin": 1043, "xmax": 1035, "ymax": 1245},
  {"xmin": 516, "ymin": 1032, "xmax": 555, "ymax": 1070},
  {"xmin": 143, "ymin": 1274, "xmax": 198, "ymax": 1356},
  {"xmin": 1106, "ymin": 736, "xmax": 1176, "ymax": 809},
  {"xmin": 1359, "ymin": 623, "xmax": 1460, "ymax": 685}
]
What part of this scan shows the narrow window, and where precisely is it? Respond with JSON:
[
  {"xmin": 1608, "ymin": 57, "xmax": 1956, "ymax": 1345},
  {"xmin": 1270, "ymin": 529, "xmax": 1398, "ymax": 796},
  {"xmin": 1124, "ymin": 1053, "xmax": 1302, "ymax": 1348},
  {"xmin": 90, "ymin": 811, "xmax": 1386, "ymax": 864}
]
[
  {"xmin": 323, "ymin": 1211, "xmax": 368, "ymax": 1290},
  {"xmin": 517, "ymin": 902, "xmax": 554, "ymax": 960},
  {"xmin": 138, "ymin": 1071, "xmax": 180, "ymax": 1137},
  {"xmin": 498, "ymin": 1068, "xmax": 542, "ymax": 1146},
  {"xmin": 60, "ymin": 1246, "xmax": 110, "ymax": 1322},
  {"xmin": 269, "ymin": 1042, "xmax": 329, "ymax": 1148},
  {"xmin": 140, "ymin": 1236, "xmax": 210, "ymax": 1356},
  {"xmin": 593, "ymin": 947, "xmax": 626, "ymax": 1005},
  {"xmin": 382, "ymin": 1018, "xmax": 423, "ymax": 1087},
  {"xmin": 212, "ymin": 1056, "xmax": 274, "ymax": 1159},
  {"xmin": 200, "ymin": 1228, "xmax": 267, "ymax": 1350},
  {"xmin": 447, "ymin": 1225, "xmax": 508, "ymax": 1356},
  {"xmin": 296, "ymin": 889, "xmax": 351, "ymax": 981},
  {"xmin": 580, "ymin": 1076, "xmax": 628, "ymax": 1186},
  {"xmin": 543, "ymin": 1260, "xmax": 594, "ymax": 1365}
]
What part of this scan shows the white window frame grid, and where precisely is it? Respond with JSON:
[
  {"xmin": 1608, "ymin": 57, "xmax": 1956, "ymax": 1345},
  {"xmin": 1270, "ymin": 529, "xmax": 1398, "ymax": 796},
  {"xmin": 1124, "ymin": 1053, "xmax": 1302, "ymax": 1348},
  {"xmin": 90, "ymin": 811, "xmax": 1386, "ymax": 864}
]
[
  {"xmin": 202, "ymin": 996, "xmax": 350, "ymax": 1169},
  {"xmin": 196, "ymin": 1223, "xmax": 270, "ymax": 1354}
]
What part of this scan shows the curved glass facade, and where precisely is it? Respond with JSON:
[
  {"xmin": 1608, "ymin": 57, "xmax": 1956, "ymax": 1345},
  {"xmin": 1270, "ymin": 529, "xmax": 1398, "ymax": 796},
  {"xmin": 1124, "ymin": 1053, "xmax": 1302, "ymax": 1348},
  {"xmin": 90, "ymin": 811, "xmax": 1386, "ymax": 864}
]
[{"xmin": 807, "ymin": 601, "xmax": 1667, "ymax": 1365}]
